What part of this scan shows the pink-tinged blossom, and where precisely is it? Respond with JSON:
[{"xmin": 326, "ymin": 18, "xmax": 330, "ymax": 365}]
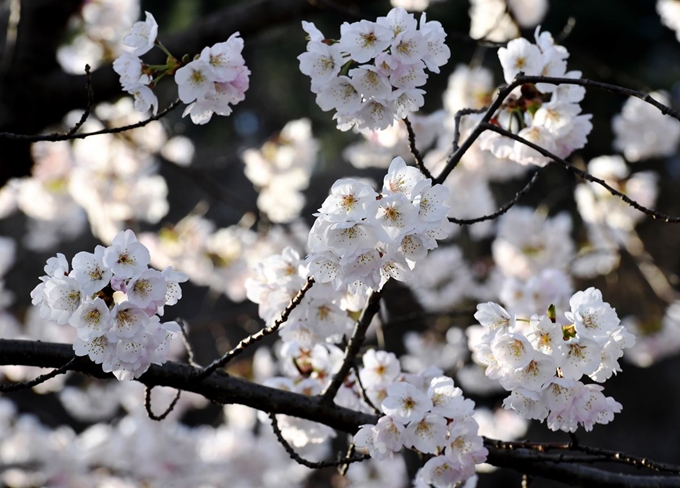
[
  {"xmin": 373, "ymin": 415, "xmax": 406, "ymax": 452},
  {"xmin": 103, "ymin": 229, "xmax": 151, "ymax": 279},
  {"xmin": 113, "ymin": 52, "xmax": 149, "ymax": 90},
  {"xmin": 497, "ymin": 37, "xmax": 543, "ymax": 83},
  {"xmin": 73, "ymin": 335, "xmax": 113, "ymax": 364},
  {"xmin": 69, "ymin": 297, "xmax": 112, "ymax": 341},
  {"xmin": 377, "ymin": 7, "xmax": 418, "ymax": 38},
  {"xmin": 129, "ymin": 84, "xmax": 158, "ymax": 115},
  {"xmin": 360, "ymin": 349, "xmax": 401, "ymax": 388},
  {"xmin": 566, "ymin": 287, "xmax": 620, "ymax": 340},
  {"xmin": 418, "ymin": 455, "xmax": 473, "ymax": 488},
  {"xmin": 491, "ymin": 332, "xmax": 535, "ymax": 371},
  {"xmin": 199, "ymin": 33, "xmax": 246, "ymax": 82},
  {"xmin": 107, "ymin": 303, "xmax": 149, "ymax": 340},
  {"xmin": 382, "ymin": 381, "xmax": 433, "ymax": 424},
  {"xmin": 175, "ymin": 60, "xmax": 215, "ymax": 104},
  {"xmin": 374, "ymin": 193, "xmax": 420, "ymax": 242},
  {"xmin": 403, "ymin": 413, "xmax": 447, "ymax": 454},
  {"xmin": 382, "ymin": 156, "xmax": 426, "ymax": 198},
  {"xmin": 502, "ymin": 388, "xmax": 549, "ymax": 420},
  {"xmin": 127, "ymin": 268, "xmax": 166, "ymax": 311},
  {"xmin": 71, "ymin": 245, "xmax": 112, "ymax": 295},
  {"xmin": 557, "ymin": 336, "xmax": 602, "ymax": 380},
  {"xmin": 427, "ymin": 376, "xmax": 475, "ymax": 420},
  {"xmin": 298, "ymin": 42, "xmax": 344, "ymax": 92},
  {"xmin": 339, "ymin": 20, "xmax": 393, "ymax": 63},
  {"xmin": 419, "ymin": 13, "xmax": 450, "ymax": 73},
  {"xmin": 354, "ymin": 424, "xmax": 393, "ymax": 460},
  {"xmin": 316, "ymin": 76, "xmax": 363, "ymax": 113},
  {"xmin": 474, "ymin": 302, "xmax": 514, "ymax": 332},
  {"xmin": 44, "ymin": 276, "xmax": 82, "ymax": 324},
  {"xmin": 123, "ymin": 11, "xmax": 158, "ymax": 56}
]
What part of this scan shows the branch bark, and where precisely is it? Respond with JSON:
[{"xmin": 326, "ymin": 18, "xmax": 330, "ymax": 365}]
[{"xmin": 2, "ymin": 338, "xmax": 680, "ymax": 487}]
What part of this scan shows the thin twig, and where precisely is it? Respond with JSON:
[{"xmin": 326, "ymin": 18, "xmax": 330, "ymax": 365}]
[
  {"xmin": 0, "ymin": 99, "xmax": 182, "ymax": 141},
  {"xmin": 436, "ymin": 73, "xmax": 680, "ymax": 186},
  {"xmin": 452, "ymin": 107, "xmax": 487, "ymax": 153},
  {"xmin": 352, "ymin": 362, "xmax": 381, "ymax": 415},
  {"xmin": 515, "ymin": 75, "xmax": 680, "ymax": 121},
  {"xmin": 321, "ymin": 289, "xmax": 383, "ymax": 403},
  {"xmin": 339, "ymin": 441, "xmax": 357, "ymax": 475},
  {"xmin": 0, "ymin": 357, "xmax": 76, "ymax": 392},
  {"xmin": 448, "ymin": 171, "xmax": 539, "ymax": 225},
  {"xmin": 487, "ymin": 438, "xmax": 680, "ymax": 475},
  {"xmin": 482, "ymin": 123, "xmax": 680, "ymax": 223},
  {"xmin": 144, "ymin": 385, "xmax": 182, "ymax": 421},
  {"xmin": 403, "ymin": 117, "xmax": 433, "ymax": 180},
  {"xmin": 66, "ymin": 64, "xmax": 95, "ymax": 136},
  {"xmin": 197, "ymin": 277, "xmax": 315, "ymax": 379},
  {"xmin": 178, "ymin": 318, "xmax": 200, "ymax": 368},
  {"xmin": 268, "ymin": 412, "xmax": 370, "ymax": 469}
]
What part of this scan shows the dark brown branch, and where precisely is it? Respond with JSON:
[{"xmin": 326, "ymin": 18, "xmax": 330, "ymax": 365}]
[
  {"xmin": 403, "ymin": 117, "xmax": 433, "ymax": 180},
  {"xmin": 488, "ymin": 439, "xmax": 680, "ymax": 476},
  {"xmin": 2, "ymin": 338, "xmax": 680, "ymax": 486},
  {"xmin": 268, "ymin": 412, "xmax": 370, "ymax": 469},
  {"xmin": 0, "ymin": 99, "xmax": 182, "ymax": 141},
  {"xmin": 481, "ymin": 123, "xmax": 680, "ymax": 223},
  {"xmin": 321, "ymin": 289, "xmax": 382, "ymax": 403},
  {"xmin": 65, "ymin": 64, "xmax": 95, "ymax": 136},
  {"xmin": 0, "ymin": 356, "xmax": 76, "ymax": 392},
  {"xmin": 487, "ymin": 446, "xmax": 680, "ymax": 488},
  {"xmin": 197, "ymin": 277, "xmax": 315, "ymax": 379},
  {"xmin": 144, "ymin": 386, "xmax": 182, "ymax": 421},
  {"xmin": 0, "ymin": 338, "xmax": 379, "ymax": 433},
  {"xmin": 452, "ymin": 107, "xmax": 487, "ymax": 153},
  {"xmin": 449, "ymin": 170, "xmax": 540, "ymax": 225}
]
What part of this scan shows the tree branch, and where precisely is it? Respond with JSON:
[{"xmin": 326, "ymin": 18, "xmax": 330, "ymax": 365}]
[
  {"xmin": 448, "ymin": 170, "xmax": 540, "ymax": 225},
  {"xmin": 481, "ymin": 123, "xmax": 680, "ymax": 223},
  {"xmin": 321, "ymin": 289, "xmax": 382, "ymax": 403},
  {"xmin": 196, "ymin": 277, "xmax": 315, "ymax": 379},
  {"xmin": 2, "ymin": 339, "xmax": 680, "ymax": 486}
]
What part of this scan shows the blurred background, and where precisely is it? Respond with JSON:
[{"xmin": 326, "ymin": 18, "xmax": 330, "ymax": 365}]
[{"xmin": 1, "ymin": 0, "xmax": 680, "ymax": 486}]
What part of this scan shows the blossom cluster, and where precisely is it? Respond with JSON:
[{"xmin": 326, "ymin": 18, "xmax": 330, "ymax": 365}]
[
  {"xmin": 113, "ymin": 12, "xmax": 249, "ymax": 124},
  {"xmin": 298, "ymin": 7, "xmax": 449, "ymax": 132},
  {"xmin": 246, "ymin": 247, "xmax": 356, "ymax": 350},
  {"xmin": 476, "ymin": 28, "xmax": 592, "ymax": 167},
  {"xmin": 0, "ymin": 97, "xmax": 181, "ymax": 248},
  {"xmin": 30, "ymin": 230, "xmax": 187, "ymax": 380},
  {"xmin": 470, "ymin": 287, "xmax": 635, "ymax": 432},
  {"xmin": 354, "ymin": 351, "xmax": 486, "ymax": 488},
  {"xmin": 307, "ymin": 157, "xmax": 452, "ymax": 294}
]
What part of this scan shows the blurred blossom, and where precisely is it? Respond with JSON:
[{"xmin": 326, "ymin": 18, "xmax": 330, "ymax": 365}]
[
  {"xmin": 344, "ymin": 112, "xmax": 445, "ymax": 169},
  {"xmin": 576, "ymin": 155, "xmax": 658, "ymax": 234},
  {"xmin": 469, "ymin": 0, "xmax": 519, "ymax": 42},
  {"xmin": 658, "ymin": 0, "xmax": 680, "ymax": 42},
  {"xmin": 407, "ymin": 246, "xmax": 475, "ymax": 312},
  {"xmin": 57, "ymin": 0, "xmax": 140, "ymax": 73},
  {"xmin": 612, "ymin": 91, "xmax": 680, "ymax": 162},
  {"xmin": 401, "ymin": 327, "xmax": 469, "ymax": 373},
  {"xmin": 624, "ymin": 302, "xmax": 680, "ymax": 368},
  {"xmin": 492, "ymin": 207, "xmax": 575, "ymax": 280},
  {"xmin": 469, "ymin": 0, "xmax": 548, "ymax": 41},
  {"xmin": 161, "ymin": 136, "xmax": 195, "ymax": 166},
  {"xmin": 342, "ymin": 455, "xmax": 408, "ymax": 487},
  {"xmin": 242, "ymin": 118, "xmax": 319, "ymax": 223}
]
